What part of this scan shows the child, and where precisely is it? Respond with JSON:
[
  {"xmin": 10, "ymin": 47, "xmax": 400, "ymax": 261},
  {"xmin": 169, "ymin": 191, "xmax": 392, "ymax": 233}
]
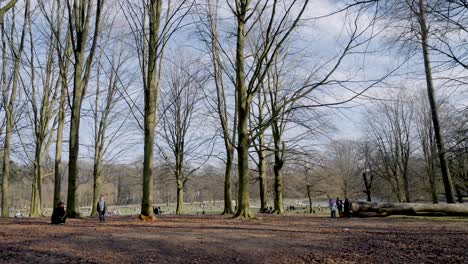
[
  {"xmin": 97, "ymin": 195, "xmax": 106, "ymax": 222},
  {"xmin": 329, "ymin": 199, "xmax": 336, "ymax": 218}
]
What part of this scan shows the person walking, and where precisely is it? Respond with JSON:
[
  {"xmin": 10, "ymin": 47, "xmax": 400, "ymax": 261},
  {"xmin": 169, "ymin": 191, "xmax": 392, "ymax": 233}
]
[
  {"xmin": 329, "ymin": 199, "xmax": 336, "ymax": 218},
  {"xmin": 344, "ymin": 198, "xmax": 351, "ymax": 218},
  {"xmin": 97, "ymin": 195, "xmax": 106, "ymax": 222}
]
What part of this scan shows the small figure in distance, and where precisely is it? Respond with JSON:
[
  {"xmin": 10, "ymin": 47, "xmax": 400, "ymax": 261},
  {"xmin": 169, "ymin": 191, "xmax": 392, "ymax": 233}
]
[
  {"xmin": 51, "ymin": 202, "xmax": 66, "ymax": 224},
  {"xmin": 344, "ymin": 198, "xmax": 351, "ymax": 218},
  {"xmin": 153, "ymin": 206, "xmax": 160, "ymax": 215},
  {"xmin": 336, "ymin": 197, "xmax": 343, "ymax": 217},
  {"xmin": 268, "ymin": 206, "xmax": 274, "ymax": 214},
  {"xmin": 97, "ymin": 195, "xmax": 106, "ymax": 223},
  {"xmin": 329, "ymin": 198, "xmax": 336, "ymax": 218}
]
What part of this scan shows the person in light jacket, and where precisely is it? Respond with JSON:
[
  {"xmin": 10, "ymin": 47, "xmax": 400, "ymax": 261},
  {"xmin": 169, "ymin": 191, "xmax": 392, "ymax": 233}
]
[
  {"xmin": 329, "ymin": 199, "xmax": 336, "ymax": 218},
  {"xmin": 97, "ymin": 195, "xmax": 106, "ymax": 222}
]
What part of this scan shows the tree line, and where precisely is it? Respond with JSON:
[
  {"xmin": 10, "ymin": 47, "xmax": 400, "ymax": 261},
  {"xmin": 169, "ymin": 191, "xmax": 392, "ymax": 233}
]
[{"xmin": 0, "ymin": 0, "xmax": 466, "ymax": 219}]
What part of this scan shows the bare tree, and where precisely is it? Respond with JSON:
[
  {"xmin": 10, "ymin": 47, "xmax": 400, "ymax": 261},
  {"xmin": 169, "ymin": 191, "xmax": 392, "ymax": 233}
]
[
  {"xmin": 197, "ymin": 0, "xmax": 237, "ymax": 215},
  {"xmin": 365, "ymin": 92, "xmax": 414, "ymax": 202},
  {"xmin": 359, "ymin": 140, "xmax": 376, "ymax": 202},
  {"xmin": 66, "ymin": 0, "xmax": 105, "ymax": 217},
  {"xmin": 25, "ymin": 1, "xmax": 61, "ymax": 216},
  {"xmin": 89, "ymin": 42, "xmax": 129, "ymax": 216},
  {"xmin": 37, "ymin": 0, "xmax": 73, "ymax": 214},
  {"xmin": 231, "ymin": 0, "xmax": 309, "ymax": 218},
  {"xmin": 414, "ymin": 90, "xmax": 439, "ymax": 203},
  {"xmin": 360, "ymin": 0, "xmax": 458, "ymax": 203},
  {"xmin": 1, "ymin": 0, "xmax": 29, "ymax": 217},
  {"xmin": 329, "ymin": 140, "xmax": 362, "ymax": 199},
  {"xmin": 119, "ymin": 0, "xmax": 193, "ymax": 219},
  {"xmin": 157, "ymin": 54, "xmax": 210, "ymax": 215},
  {"xmin": 414, "ymin": 0, "xmax": 456, "ymax": 203}
]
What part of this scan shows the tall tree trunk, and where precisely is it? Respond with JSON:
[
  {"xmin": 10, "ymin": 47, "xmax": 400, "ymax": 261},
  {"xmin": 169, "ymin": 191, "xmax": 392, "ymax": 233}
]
[
  {"xmin": 234, "ymin": 8, "xmax": 252, "ymax": 218},
  {"xmin": 67, "ymin": 61, "xmax": 84, "ymax": 217},
  {"xmin": 140, "ymin": 0, "xmax": 162, "ymax": 219},
  {"xmin": 257, "ymin": 90, "xmax": 267, "ymax": 212},
  {"xmin": 53, "ymin": 24, "xmax": 70, "ymax": 213},
  {"xmin": 53, "ymin": 73, "xmax": 66, "ymax": 212},
  {"xmin": 307, "ymin": 185, "xmax": 313, "ymax": 213},
  {"xmin": 417, "ymin": 0, "xmax": 455, "ymax": 203},
  {"xmin": 67, "ymin": 0, "xmax": 104, "ymax": 218}
]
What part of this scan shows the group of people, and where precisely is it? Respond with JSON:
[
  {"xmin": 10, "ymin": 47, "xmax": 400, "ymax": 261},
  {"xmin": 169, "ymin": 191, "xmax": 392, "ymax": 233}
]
[
  {"xmin": 51, "ymin": 195, "xmax": 107, "ymax": 224},
  {"xmin": 329, "ymin": 197, "xmax": 352, "ymax": 218}
]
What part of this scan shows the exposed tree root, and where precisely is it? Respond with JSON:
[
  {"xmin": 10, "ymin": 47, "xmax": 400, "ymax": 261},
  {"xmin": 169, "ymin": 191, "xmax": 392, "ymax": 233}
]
[
  {"xmin": 138, "ymin": 214, "xmax": 156, "ymax": 222},
  {"xmin": 233, "ymin": 209, "xmax": 254, "ymax": 219}
]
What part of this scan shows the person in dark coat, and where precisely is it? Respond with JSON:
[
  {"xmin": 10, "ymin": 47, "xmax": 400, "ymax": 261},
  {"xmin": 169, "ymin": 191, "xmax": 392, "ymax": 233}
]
[
  {"xmin": 153, "ymin": 206, "xmax": 161, "ymax": 215},
  {"xmin": 97, "ymin": 195, "xmax": 106, "ymax": 222},
  {"xmin": 51, "ymin": 202, "xmax": 66, "ymax": 224},
  {"xmin": 344, "ymin": 198, "xmax": 351, "ymax": 218},
  {"xmin": 336, "ymin": 197, "xmax": 343, "ymax": 217}
]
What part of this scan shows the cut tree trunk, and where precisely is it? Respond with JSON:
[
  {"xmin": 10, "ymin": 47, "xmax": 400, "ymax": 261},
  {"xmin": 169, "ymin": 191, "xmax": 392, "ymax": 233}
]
[{"xmin": 352, "ymin": 201, "xmax": 468, "ymax": 217}]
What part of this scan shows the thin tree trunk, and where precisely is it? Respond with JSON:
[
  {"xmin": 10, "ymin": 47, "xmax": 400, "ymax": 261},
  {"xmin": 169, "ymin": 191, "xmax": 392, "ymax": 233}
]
[
  {"xmin": 307, "ymin": 185, "xmax": 313, "ymax": 213},
  {"xmin": 417, "ymin": 0, "xmax": 455, "ymax": 203},
  {"xmin": 90, "ymin": 153, "xmax": 102, "ymax": 216},
  {"xmin": 259, "ymin": 154, "xmax": 267, "ymax": 211},
  {"xmin": 176, "ymin": 179, "xmax": 184, "ymax": 215},
  {"xmin": 222, "ymin": 148, "xmax": 233, "ymax": 214},
  {"xmin": 273, "ymin": 139, "xmax": 285, "ymax": 214},
  {"xmin": 30, "ymin": 144, "xmax": 43, "ymax": 216},
  {"xmin": 1, "ymin": 121, "xmax": 11, "ymax": 217}
]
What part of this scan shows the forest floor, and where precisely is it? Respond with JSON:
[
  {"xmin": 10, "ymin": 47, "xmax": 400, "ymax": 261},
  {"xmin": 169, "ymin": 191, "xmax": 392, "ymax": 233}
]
[{"xmin": 0, "ymin": 214, "xmax": 466, "ymax": 264}]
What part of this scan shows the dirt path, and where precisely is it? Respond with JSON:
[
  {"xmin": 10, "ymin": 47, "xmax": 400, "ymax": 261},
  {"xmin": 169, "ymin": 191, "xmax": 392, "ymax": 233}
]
[{"xmin": 0, "ymin": 215, "xmax": 466, "ymax": 263}]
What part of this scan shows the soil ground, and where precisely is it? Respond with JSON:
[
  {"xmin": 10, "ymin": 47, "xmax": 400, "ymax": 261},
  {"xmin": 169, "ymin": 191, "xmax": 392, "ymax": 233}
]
[{"xmin": 0, "ymin": 214, "xmax": 467, "ymax": 264}]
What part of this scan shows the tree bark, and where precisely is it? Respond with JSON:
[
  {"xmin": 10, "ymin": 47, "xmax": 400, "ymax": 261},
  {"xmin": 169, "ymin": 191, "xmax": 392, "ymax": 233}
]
[
  {"xmin": 234, "ymin": 5, "xmax": 253, "ymax": 218},
  {"xmin": 140, "ymin": 0, "xmax": 162, "ymax": 220},
  {"xmin": 176, "ymin": 179, "xmax": 184, "ymax": 215},
  {"xmin": 417, "ymin": 0, "xmax": 455, "ymax": 203}
]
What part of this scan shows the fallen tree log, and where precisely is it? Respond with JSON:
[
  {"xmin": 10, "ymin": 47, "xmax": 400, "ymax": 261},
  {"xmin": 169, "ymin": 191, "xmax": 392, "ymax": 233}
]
[{"xmin": 352, "ymin": 201, "xmax": 468, "ymax": 217}]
